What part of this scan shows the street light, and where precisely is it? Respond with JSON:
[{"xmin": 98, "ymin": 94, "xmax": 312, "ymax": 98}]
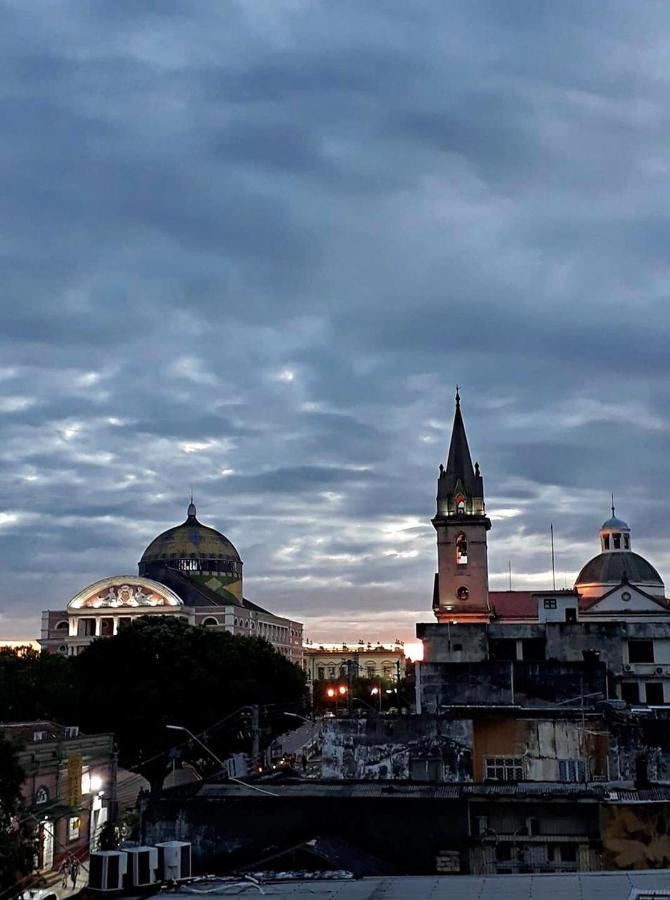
[{"xmin": 165, "ymin": 725, "xmax": 278, "ymax": 797}]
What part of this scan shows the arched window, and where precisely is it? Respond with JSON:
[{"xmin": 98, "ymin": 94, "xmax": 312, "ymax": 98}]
[
  {"xmin": 55, "ymin": 620, "xmax": 68, "ymax": 632},
  {"xmin": 202, "ymin": 617, "xmax": 218, "ymax": 627},
  {"xmin": 456, "ymin": 533, "xmax": 468, "ymax": 566},
  {"xmin": 455, "ymin": 494, "xmax": 466, "ymax": 514}
]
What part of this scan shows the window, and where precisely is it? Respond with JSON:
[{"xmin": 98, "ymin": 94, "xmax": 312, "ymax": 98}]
[
  {"xmin": 328, "ymin": 666, "xmax": 336, "ymax": 678},
  {"xmin": 646, "ymin": 682, "xmax": 665, "ymax": 705},
  {"xmin": 613, "ymin": 533, "xmax": 621, "ymax": 549},
  {"xmin": 456, "ymin": 534, "xmax": 468, "ymax": 566},
  {"xmin": 178, "ymin": 559, "xmax": 199, "ymax": 571},
  {"xmin": 453, "ymin": 643, "xmax": 463, "ymax": 652},
  {"xmin": 559, "ymin": 844, "xmax": 577, "ymax": 864},
  {"xmin": 624, "ymin": 534, "xmax": 630, "ymax": 549},
  {"xmin": 628, "ymin": 640, "xmax": 654, "ymax": 663},
  {"xmin": 621, "ymin": 591, "xmax": 631, "ymax": 602},
  {"xmin": 68, "ymin": 817, "xmax": 80, "ymax": 842},
  {"xmin": 78, "ymin": 618, "xmax": 96, "ymax": 637},
  {"xmin": 544, "ymin": 598, "xmax": 557, "ymax": 609},
  {"xmin": 366, "ymin": 666, "xmax": 376, "ymax": 678},
  {"xmin": 603, "ymin": 535, "xmax": 610, "ymax": 550},
  {"xmin": 456, "ymin": 586, "xmax": 469, "ymax": 601},
  {"xmin": 565, "ymin": 608, "xmax": 577, "ymax": 623},
  {"xmin": 621, "ymin": 682, "xmax": 640, "ymax": 704},
  {"xmin": 521, "ymin": 638, "xmax": 546, "ymax": 661},
  {"xmin": 485, "ymin": 757, "xmax": 523, "ymax": 781},
  {"xmin": 558, "ymin": 758, "xmax": 586, "ymax": 782},
  {"xmin": 34, "ymin": 787, "xmax": 49, "ymax": 806},
  {"xmin": 489, "ymin": 639, "xmax": 517, "ymax": 661},
  {"xmin": 55, "ymin": 620, "xmax": 68, "ymax": 631},
  {"xmin": 317, "ymin": 667, "xmax": 325, "ymax": 680},
  {"xmin": 202, "ymin": 617, "xmax": 218, "ymax": 626}
]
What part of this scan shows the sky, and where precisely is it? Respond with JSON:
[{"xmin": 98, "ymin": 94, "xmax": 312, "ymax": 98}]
[{"xmin": 2, "ymin": 0, "xmax": 670, "ymax": 646}]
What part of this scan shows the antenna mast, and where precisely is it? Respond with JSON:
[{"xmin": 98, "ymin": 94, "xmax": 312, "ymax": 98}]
[
  {"xmin": 550, "ymin": 523, "xmax": 556, "ymax": 591},
  {"xmin": 508, "ymin": 560, "xmax": 512, "ymax": 591}
]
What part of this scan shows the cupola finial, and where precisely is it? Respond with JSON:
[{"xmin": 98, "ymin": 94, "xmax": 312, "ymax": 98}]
[
  {"xmin": 611, "ymin": 492, "xmax": 615, "ymax": 517},
  {"xmin": 455, "ymin": 384, "xmax": 460, "ymax": 408},
  {"xmin": 187, "ymin": 493, "xmax": 197, "ymax": 519}
]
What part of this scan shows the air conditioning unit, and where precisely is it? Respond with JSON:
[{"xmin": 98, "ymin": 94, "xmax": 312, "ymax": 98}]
[
  {"xmin": 124, "ymin": 847, "xmax": 159, "ymax": 887},
  {"xmin": 656, "ymin": 667, "xmax": 664, "ymax": 675},
  {"xmin": 156, "ymin": 841, "xmax": 192, "ymax": 881},
  {"xmin": 623, "ymin": 664, "xmax": 632, "ymax": 672},
  {"xmin": 88, "ymin": 851, "xmax": 127, "ymax": 892}
]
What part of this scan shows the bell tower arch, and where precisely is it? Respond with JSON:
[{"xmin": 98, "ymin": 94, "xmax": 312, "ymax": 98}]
[{"xmin": 432, "ymin": 390, "xmax": 492, "ymax": 623}]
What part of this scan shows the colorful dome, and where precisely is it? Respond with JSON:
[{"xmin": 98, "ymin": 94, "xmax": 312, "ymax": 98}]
[{"xmin": 139, "ymin": 502, "xmax": 241, "ymax": 566}]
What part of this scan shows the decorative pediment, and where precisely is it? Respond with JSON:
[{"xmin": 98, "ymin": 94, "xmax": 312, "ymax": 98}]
[
  {"xmin": 581, "ymin": 582, "xmax": 669, "ymax": 615},
  {"xmin": 68, "ymin": 576, "xmax": 183, "ymax": 610}
]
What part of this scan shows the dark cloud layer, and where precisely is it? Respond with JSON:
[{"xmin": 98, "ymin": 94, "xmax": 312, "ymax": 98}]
[{"xmin": 2, "ymin": 0, "xmax": 670, "ymax": 645}]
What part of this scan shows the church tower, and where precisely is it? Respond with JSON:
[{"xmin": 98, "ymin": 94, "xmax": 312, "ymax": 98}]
[{"xmin": 432, "ymin": 390, "xmax": 492, "ymax": 623}]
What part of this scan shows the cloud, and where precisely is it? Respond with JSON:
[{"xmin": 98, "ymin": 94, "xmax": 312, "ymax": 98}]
[{"xmin": 1, "ymin": 0, "xmax": 670, "ymax": 642}]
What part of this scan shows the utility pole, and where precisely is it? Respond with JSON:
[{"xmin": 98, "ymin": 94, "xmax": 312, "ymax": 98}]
[
  {"xmin": 250, "ymin": 705, "xmax": 260, "ymax": 772},
  {"xmin": 110, "ymin": 746, "xmax": 118, "ymax": 826}
]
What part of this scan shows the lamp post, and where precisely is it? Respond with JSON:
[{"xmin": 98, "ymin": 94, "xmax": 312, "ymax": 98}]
[{"xmin": 165, "ymin": 725, "xmax": 278, "ymax": 797}]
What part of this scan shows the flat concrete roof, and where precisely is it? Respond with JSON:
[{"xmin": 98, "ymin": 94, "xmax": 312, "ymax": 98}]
[{"xmin": 153, "ymin": 871, "xmax": 670, "ymax": 900}]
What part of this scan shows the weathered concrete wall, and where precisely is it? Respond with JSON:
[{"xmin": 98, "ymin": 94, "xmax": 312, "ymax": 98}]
[
  {"xmin": 600, "ymin": 802, "xmax": 670, "ymax": 869},
  {"xmin": 418, "ymin": 661, "xmax": 607, "ymax": 712},
  {"xmin": 321, "ymin": 716, "xmax": 472, "ymax": 781},
  {"xmin": 608, "ymin": 713, "xmax": 670, "ymax": 784},
  {"xmin": 472, "ymin": 717, "xmax": 608, "ymax": 781},
  {"xmin": 418, "ymin": 620, "xmax": 670, "ymax": 675}
]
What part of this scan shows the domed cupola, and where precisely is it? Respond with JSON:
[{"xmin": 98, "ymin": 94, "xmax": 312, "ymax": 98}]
[
  {"xmin": 575, "ymin": 504, "xmax": 664, "ymax": 600},
  {"xmin": 599, "ymin": 500, "xmax": 631, "ymax": 552},
  {"xmin": 139, "ymin": 500, "xmax": 243, "ymax": 600}
]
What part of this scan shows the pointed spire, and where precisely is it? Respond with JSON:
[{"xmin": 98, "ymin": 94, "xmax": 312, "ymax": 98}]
[
  {"xmin": 445, "ymin": 389, "xmax": 475, "ymax": 488},
  {"xmin": 436, "ymin": 389, "xmax": 486, "ymax": 517}
]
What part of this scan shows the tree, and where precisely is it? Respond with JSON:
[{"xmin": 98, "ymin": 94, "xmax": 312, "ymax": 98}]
[
  {"xmin": 76, "ymin": 616, "xmax": 306, "ymax": 791},
  {"xmin": 0, "ymin": 647, "xmax": 78, "ymax": 723},
  {"xmin": 0, "ymin": 735, "xmax": 37, "ymax": 892}
]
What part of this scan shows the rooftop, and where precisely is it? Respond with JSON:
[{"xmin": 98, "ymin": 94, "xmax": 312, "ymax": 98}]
[{"xmin": 148, "ymin": 871, "xmax": 670, "ymax": 900}]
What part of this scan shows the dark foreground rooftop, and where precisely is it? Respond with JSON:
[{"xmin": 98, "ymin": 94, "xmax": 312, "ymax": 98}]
[{"xmin": 137, "ymin": 871, "xmax": 670, "ymax": 900}]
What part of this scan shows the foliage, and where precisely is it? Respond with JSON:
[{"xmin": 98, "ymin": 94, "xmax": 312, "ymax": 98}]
[
  {"xmin": 76, "ymin": 616, "xmax": 306, "ymax": 790},
  {"xmin": 0, "ymin": 647, "xmax": 78, "ymax": 723},
  {"xmin": 0, "ymin": 735, "xmax": 37, "ymax": 892}
]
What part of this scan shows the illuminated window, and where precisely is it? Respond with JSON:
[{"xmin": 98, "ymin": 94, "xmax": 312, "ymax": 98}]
[
  {"xmin": 455, "ymin": 494, "xmax": 466, "ymax": 514},
  {"xmin": 456, "ymin": 534, "xmax": 468, "ymax": 566},
  {"xmin": 68, "ymin": 817, "xmax": 80, "ymax": 841}
]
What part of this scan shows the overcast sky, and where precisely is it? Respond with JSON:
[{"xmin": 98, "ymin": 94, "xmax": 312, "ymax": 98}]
[{"xmin": 2, "ymin": 0, "xmax": 670, "ymax": 645}]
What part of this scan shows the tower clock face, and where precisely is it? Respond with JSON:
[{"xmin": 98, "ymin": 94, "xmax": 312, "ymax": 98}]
[{"xmin": 457, "ymin": 586, "xmax": 469, "ymax": 600}]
